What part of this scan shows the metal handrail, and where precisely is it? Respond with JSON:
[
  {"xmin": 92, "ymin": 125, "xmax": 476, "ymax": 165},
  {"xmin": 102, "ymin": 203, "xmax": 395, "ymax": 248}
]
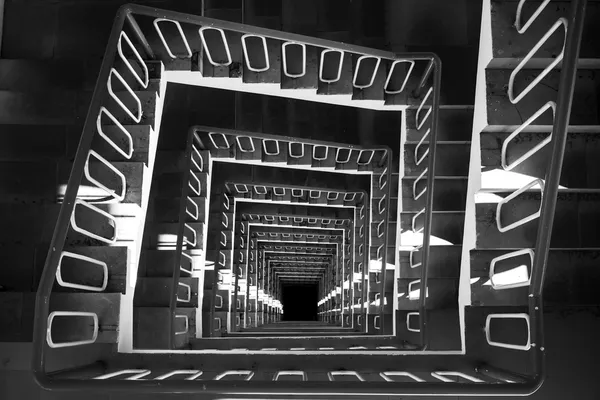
[
  {"xmin": 195, "ymin": 126, "xmax": 391, "ymax": 168},
  {"xmin": 33, "ymin": 5, "xmax": 152, "ymax": 383},
  {"xmin": 376, "ymin": 151, "xmax": 392, "ymax": 333},
  {"xmin": 167, "ymin": 127, "xmax": 199, "ymax": 347},
  {"xmin": 404, "ymin": 56, "xmax": 442, "ymax": 349},
  {"xmin": 529, "ymin": 0, "xmax": 587, "ymax": 385}
]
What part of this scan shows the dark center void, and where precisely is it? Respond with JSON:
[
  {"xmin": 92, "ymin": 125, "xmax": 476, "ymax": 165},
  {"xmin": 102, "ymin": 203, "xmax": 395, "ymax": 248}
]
[{"xmin": 281, "ymin": 284, "xmax": 318, "ymax": 321}]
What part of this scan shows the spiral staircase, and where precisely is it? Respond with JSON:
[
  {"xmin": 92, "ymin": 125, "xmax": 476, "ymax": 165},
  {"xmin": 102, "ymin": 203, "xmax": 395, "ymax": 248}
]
[{"xmin": 0, "ymin": 0, "xmax": 598, "ymax": 398}]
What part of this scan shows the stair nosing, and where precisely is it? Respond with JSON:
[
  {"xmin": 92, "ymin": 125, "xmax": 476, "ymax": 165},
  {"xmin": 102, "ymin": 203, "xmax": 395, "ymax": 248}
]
[{"xmin": 404, "ymin": 141, "xmax": 471, "ymax": 145}]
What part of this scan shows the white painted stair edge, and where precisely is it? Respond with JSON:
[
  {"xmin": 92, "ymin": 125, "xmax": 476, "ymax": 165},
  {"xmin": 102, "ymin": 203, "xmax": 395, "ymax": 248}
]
[{"xmin": 458, "ymin": 0, "xmax": 493, "ymax": 352}]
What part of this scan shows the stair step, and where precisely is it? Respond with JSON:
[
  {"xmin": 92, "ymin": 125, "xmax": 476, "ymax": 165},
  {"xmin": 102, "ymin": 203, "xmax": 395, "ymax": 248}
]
[
  {"xmin": 194, "ymin": 27, "xmax": 243, "ymax": 78},
  {"xmin": 67, "ymin": 213, "xmax": 140, "ymax": 247},
  {"xmin": 134, "ymin": 277, "xmax": 199, "ymax": 307},
  {"xmin": 396, "ymin": 309, "xmax": 461, "ymax": 350},
  {"xmin": 91, "ymin": 125, "xmax": 156, "ymax": 166},
  {"xmin": 206, "ymin": 229, "xmax": 234, "ymax": 251},
  {"xmin": 489, "ymin": 0, "xmax": 600, "ymax": 65},
  {"xmin": 0, "ymin": 291, "xmax": 123, "ymax": 343},
  {"xmin": 154, "ymin": 172, "xmax": 209, "ymax": 197},
  {"xmin": 486, "ymin": 69, "xmax": 600, "ymax": 129},
  {"xmin": 154, "ymin": 149, "xmax": 210, "ymax": 173},
  {"xmin": 242, "ymin": 36, "xmax": 282, "ymax": 84},
  {"xmin": 2, "ymin": 200, "xmax": 140, "ymax": 249},
  {"xmin": 465, "ymin": 305, "xmax": 532, "ymax": 377},
  {"xmin": 396, "ymin": 278, "xmax": 459, "ymax": 310},
  {"xmin": 351, "ymin": 54, "xmax": 386, "ymax": 102},
  {"xmin": 58, "ymin": 160, "xmax": 148, "ymax": 207},
  {"xmin": 139, "ymin": 249, "xmax": 203, "ymax": 277},
  {"xmin": 206, "ymin": 250, "xmax": 232, "ymax": 267},
  {"xmin": 401, "ymin": 177, "xmax": 468, "ymax": 212},
  {"xmin": 146, "ymin": 222, "xmax": 205, "ymax": 250},
  {"xmin": 476, "ymin": 190, "xmax": 600, "ymax": 248},
  {"xmin": 280, "ymin": 45, "xmax": 319, "ymax": 90},
  {"xmin": 317, "ymin": 47, "xmax": 353, "ymax": 95},
  {"xmin": 0, "ymin": 203, "xmax": 137, "ymax": 249},
  {"xmin": 228, "ymin": 329, "xmax": 365, "ymax": 338},
  {"xmin": 398, "ymin": 245, "xmax": 462, "ymax": 278},
  {"xmin": 134, "ymin": 306, "xmax": 195, "ymax": 349},
  {"xmin": 209, "ymin": 310, "xmax": 230, "ymax": 336},
  {"xmin": 105, "ymin": 91, "xmax": 160, "ymax": 129},
  {"xmin": 203, "ymin": 288, "xmax": 230, "ymax": 311},
  {"xmin": 192, "ymin": 335, "xmax": 400, "ymax": 351},
  {"xmin": 400, "ymin": 211, "xmax": 465, "ymax": 245},
  {"xmin": 50, "ymin": 246, "xmax": 128, "ymax": 293},
  {"xmin": 404, "ymin": 142, "xmax": 471, "ymax": 177},
  {"xmin": 148, "ymin": 196, "xmax": 206, "ymax": 223},
  {"xmin": 367, "ymin": 271, "xmax": 395, "ymax": 292},
  {"xmin": 107, "ymin": 351, "xmax": 478, "ymax": 378},
  {"xmin": 48, "ymin": 292, "xmax": 121, "ymax": 345},
  {"xmin": 470, "ymin": 249, "xmax": 600, "ymax": 306},
  {"xmin": 481, "ymin": 130, "xmax": 600, "ymax": 189},
  {"xmin": 405, "ymin": 108, "xmax": 474, "ymax": 140}
]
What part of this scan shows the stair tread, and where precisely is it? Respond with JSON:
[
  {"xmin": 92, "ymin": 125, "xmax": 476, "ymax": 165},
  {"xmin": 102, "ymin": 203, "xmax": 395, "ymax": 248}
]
[
  {"xmin": 400, "ymin": 175, "xmax": 468, "ymax": 180},
  {"xmin": 486, "ymin": 69, "xmax": 600, "ymax": 127},
  {"xmin": 471, "ymin": 248, "xmax": 600, "ymax": 305},
  {"xmin": 404, "ymin": 140, "xmax": 471, "ymax": 145},
  {"xmin": 490, "ymin": 0, "xmax": 600, "ymax": 61},
  {"xmin": 472, "ymin": 247, "xmax": 600, "ymax": 251},
  {"xmin": 401, "ymin": 210, "xmax": 466, "ymax": 214},
  {"xmin": 479, "ymin": 188, "xmax": 600, "ymax": 194}
]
